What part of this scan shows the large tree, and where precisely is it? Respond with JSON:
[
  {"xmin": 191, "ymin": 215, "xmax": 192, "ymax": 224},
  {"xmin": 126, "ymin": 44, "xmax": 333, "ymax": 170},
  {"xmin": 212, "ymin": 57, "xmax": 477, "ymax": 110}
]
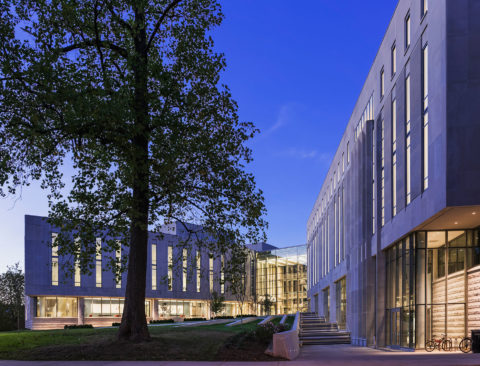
[{"xmin": 0, "ymin": 0, "xmax": 266, "ymax": 341}]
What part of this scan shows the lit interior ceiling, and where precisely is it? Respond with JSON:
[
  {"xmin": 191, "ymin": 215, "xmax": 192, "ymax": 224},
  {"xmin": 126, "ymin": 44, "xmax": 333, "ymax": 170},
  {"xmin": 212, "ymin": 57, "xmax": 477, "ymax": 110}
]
[{"xmin": 417, "ymin": 206, "xmax": 480, "ymax": 231}]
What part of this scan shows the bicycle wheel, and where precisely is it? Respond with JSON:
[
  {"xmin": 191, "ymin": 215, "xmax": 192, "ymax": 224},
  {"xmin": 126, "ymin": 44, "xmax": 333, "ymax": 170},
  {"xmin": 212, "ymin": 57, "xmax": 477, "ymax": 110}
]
[
  {"xmin": 459, "ymin": 337, "xmax": 472, "ymax": 353},
  {"xmin": 442, "ymin": 339, "xmax": 452, "ymax": 351},
  {"xmin": 425, "ymin": 340, "xmax": 436, "ymax": 352}
]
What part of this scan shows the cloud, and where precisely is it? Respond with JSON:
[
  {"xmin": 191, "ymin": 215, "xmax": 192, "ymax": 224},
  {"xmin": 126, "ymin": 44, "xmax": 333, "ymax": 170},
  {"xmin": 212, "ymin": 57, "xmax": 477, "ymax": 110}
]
[
  {"xmin": 263, "ymin": 103, "xmax": 302, "ymax": 137},
  {"xmin": 276, "ymin": 148, "xmax": 332, "ymax": 164}
]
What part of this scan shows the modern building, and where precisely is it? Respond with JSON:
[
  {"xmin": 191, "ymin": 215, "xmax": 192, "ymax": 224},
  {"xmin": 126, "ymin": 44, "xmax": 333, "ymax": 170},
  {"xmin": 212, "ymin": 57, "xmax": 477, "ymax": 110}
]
[
  {"xmin": 307, "ymin": 0, "xmax": 480, "ymax": 350},
  {"xmin": 24, "ymin": 215, "xmax": 306, "ymax": 329}
]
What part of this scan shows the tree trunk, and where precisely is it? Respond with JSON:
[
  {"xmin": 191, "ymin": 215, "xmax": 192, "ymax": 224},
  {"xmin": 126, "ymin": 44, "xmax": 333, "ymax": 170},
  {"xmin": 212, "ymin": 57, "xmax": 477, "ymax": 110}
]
[{"xmin": 118, "ymin": 4, "xmax": 150, "ymax": 342}]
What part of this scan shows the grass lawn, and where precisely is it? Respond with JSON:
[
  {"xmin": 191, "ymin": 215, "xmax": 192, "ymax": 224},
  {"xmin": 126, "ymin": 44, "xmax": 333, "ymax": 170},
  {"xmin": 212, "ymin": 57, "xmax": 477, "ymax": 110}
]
[{"xmin": 0, "ymin": 320, "xmax": 279, "ymax": 361}]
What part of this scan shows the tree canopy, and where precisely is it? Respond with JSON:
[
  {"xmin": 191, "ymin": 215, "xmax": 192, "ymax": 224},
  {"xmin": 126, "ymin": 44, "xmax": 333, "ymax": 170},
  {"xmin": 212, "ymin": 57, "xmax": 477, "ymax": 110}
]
[{"xmin": 0, "ymin": 0, "xmax": 267, "ymax": 341}]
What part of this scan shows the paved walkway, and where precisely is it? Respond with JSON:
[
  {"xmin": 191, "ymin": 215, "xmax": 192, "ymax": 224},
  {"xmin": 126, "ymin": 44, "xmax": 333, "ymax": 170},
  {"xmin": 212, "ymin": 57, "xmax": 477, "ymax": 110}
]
[{"xmin": 2, "ymin": 344, "xmax": 480, "ymax": 365}]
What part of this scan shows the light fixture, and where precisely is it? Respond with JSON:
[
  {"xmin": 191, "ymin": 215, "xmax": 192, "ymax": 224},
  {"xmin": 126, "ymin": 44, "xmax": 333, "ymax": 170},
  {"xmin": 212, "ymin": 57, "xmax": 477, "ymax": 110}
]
[
  {"xmin": 454, "ymin": 221, "xmax": 459, "ymax": 225},
  {"xmin": 473, "ymin": 212, "xmax": 477, "ymax": 215}
]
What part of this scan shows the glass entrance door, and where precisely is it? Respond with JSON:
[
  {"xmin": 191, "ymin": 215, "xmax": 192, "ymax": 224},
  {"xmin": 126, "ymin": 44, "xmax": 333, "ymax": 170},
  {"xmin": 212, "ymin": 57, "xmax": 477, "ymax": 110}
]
[{"xmin": 390, "ymin": 308, "xmax": 401, "ymax": 347}]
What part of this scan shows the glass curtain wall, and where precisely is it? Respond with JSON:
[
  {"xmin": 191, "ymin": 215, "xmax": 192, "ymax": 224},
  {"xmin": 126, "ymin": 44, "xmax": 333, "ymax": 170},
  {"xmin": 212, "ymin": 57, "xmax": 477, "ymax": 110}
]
[
  {"xmin": 256, "ymin": 245, "xmax": 307, "ymax": 314},
  {"xmin": 335, "ymin": 278, "xmax": 346, "ymax": 329},
  {"xmin": 386, "ymin": 229, "xmax": 480, "ymax": 349}
]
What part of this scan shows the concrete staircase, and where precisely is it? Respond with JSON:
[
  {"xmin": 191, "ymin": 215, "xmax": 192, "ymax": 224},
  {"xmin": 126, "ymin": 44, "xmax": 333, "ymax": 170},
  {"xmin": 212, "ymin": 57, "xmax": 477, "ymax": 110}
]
[{"xmin": 299, "ymin": 312, "xmax": 351, "ymax": 345}]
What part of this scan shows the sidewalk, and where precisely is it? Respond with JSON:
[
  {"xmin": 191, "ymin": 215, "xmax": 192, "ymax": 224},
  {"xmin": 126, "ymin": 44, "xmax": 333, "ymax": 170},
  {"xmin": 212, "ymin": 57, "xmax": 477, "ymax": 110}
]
[{"xmin": 2, "ymin": 345, "xmax": 480, "ymax": 365}]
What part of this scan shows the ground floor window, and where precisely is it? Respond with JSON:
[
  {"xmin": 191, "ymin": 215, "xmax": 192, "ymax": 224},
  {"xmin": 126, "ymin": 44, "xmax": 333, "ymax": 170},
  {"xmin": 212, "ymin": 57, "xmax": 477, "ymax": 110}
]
[
  {"xmin": 385, "ymin": 229, "xmax": 480, "ymax": 349},
  {"xmin": 84, "ymin": 297, "xmax": 151, "ymax": 318},
  {"xmin": 323, "ymin": 287, "xmax": 330, "ymax": 322},
  {"xmin": 36, "ymin": 297, "xmax": 78, "ymax": 318},
  {"xmin": 335, "ymin": 277, "xmax": 346, "ymax": 329}
]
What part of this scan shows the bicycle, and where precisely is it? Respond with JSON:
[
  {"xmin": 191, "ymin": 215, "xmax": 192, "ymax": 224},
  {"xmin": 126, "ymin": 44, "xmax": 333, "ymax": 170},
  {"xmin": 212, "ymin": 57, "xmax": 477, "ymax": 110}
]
[
  {"xmin": 459, "ymin": 337, "xmax": 472, "ymax": 353},
  {"xmin": 425, "ymin": 334, "xmax": 452, "ymax": 352}
]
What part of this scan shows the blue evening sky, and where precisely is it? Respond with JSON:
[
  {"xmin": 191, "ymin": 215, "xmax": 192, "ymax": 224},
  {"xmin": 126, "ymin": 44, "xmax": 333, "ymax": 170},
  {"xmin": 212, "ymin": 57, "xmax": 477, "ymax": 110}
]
[{"xmin": 0, "ymin": 0, "xmax": 397, "ymax": 272}]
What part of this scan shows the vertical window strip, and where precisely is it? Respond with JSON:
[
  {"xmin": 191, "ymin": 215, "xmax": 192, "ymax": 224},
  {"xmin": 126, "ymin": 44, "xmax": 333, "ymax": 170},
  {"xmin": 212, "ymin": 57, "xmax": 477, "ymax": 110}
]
[
  {"xmin": 115, "ymin": 243, "xmax": 121, "ymax": 288},
  {"xmin": 221, "ymin": 255, "xmax": 225, "ymax": 294},
  {"xmin": 392, "ymin": 44, "xmax": 397, "ymax": 76},
  {"xmin": 381, "ymin": 114, "xmax": 385, "ymax": 226},
  {"xmin": 405, "ymin": 13, "xmax": 411, "ymax": 50},
  {"xmin": 151, "ymin": 243, "xmax": 157, "ymax": 290},
  {"xmin": 182, "ymin": 249, "xmax": 187, "ymax": 292},
  {"xmin": 342, "ymin": 186, "xmax": 345, "ymax": 260},
  {"xmin": 167, "ymin": 246, "xmax": 173, "ymax": 291},
  {"xmin": 96, "ymin": 238, "xmax": 102, "ymax": 288},
  {"xmin": 196, "ymin": 251, "xmax": 201, "ymax": 292},
  {"xmin": 423, "ymin": 45, "xmax": 429, "ymax": 190},
  {"xmin": 209, "ymin": 254, "xmax": 213, "ymax": 292},
  {"xmin": 380, "ymin": 68, "xmax": 385, "ymax": 98},
  {"xmin": 392, "ymin": 98, "xmax": 397, "ymax": 217},
  {"xmin": 372, "ymin": 121, "xmax": 376, "ymax": 235},
  {"xmin": 51, "ymin": 233, "xmax": 59, "ymax": 286},
  {"xmin": 334, "ymin": 197, "xmax": 337, "ymax": 266},
  {"xmin": 74, "ymin": 238, "xmax": 81, "ymax": 287},
  {"xmin": 406, "ymin": 75, "xmax": 412, "ymax": 205}
]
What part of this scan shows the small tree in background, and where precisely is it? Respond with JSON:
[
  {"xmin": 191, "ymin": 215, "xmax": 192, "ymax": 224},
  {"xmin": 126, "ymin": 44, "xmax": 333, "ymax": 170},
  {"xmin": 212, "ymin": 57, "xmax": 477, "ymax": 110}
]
[
  {"xmin": 224, "ymin": 246, "xmax": 250, "ymax": 323},
  {"xmin": 260, "ymin": 294, "xmax": 274, "ymax": 316},
  {"xmin": 0, "ymin": 263, "xmax": 25, "ymax": 330},
  {"xmin": 209, "ymin": 291, "xmax": 225, "ymax": 318}
]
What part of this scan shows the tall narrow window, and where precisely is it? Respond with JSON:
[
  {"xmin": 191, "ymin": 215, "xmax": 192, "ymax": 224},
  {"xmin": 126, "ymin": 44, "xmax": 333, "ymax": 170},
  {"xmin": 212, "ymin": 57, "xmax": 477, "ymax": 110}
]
[
  {"xmin": 381, "ymin": 113, "xmax": 385, "ymax": 226},
  {"xmin": 51, "ymin": 233, "xmax": 59, "ymax": 286},
  {"xmin": 347, "ymin": 142, "xmax": 350, "ymax": 164},
  {"xmin": 96, "ymin": 238, "xmax": 102, "ymax": 288},
  {"xmin": 209, "ymin": 254, "xmax": 214, "ymax": 292},
  {"xmin": 196, "ymin": 251, "xmax": 201, "ymax": 292},
  {"xmin": 421, "ymin": 0, "xmax": 428, "ymax": 17},
  {"xmin": 182, "ymin": 249, "xmax": 187, "ymax": 292},
  {"xmin": 406, "ymin": 74, "xmax": 412, "ymax": 205},
  {"xmin": 167, "ymin": 246, "xmax": 173, "ymax": 291},
  {"xmin": 392, "ymin": 97, "xmax": 397, "ymax": 217},
  {"xmin": 423, "ymin": 44, "xmax": 429, "ymax": 190},
  {"xmin": 151, "ymin": 243, "xmax": 157, "ymax": 290},
  {"xmin": 115, "ymin": 244, "xmax": 121, "ymax": 288},
  {"xmin": 334, "ymin": 197, "xmax": 337, "ymax": 266},
  {"xmin": 342, "ymin": 153, "xmax": 345, "ymax": 173},
  {"xmin": 74, "ymin": 238, "xmax": 81, "ymax": 287},
  {"xmin": 391, "ymin": 43, "xmax": 397, "ymax": 77},
  {"xmin": 342, "ymin": 186, "xmax": 345, "ymax": 260},
  {"xmin": 380, "ymin": 68, "xmax": 385, "ymax": 98},
  {"xmin": 221, "ymin": 255, "xmax": 225, "ymax": 294},
  {"xmin": 405, "ymin": 13, "xmax": 411, "ymax": 50},
  {"xmin": 372, "ymin": 121, "xmax": 376, "ymax": 235}
]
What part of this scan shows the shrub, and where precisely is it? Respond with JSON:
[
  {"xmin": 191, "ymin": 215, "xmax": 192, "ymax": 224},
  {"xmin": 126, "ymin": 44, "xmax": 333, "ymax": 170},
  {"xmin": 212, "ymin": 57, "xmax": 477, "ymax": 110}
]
[
  {"xmin": 150, "ymin": 319, "xmax": 174, "ymax": 324},
  {"xmin": 112, "ymin": 322, "xmax": 121, "ymax": 326},
  {"xmin": 213, "ymin": 315, "xmax": 235, "ymax": 319},
  {"xmin": 236, "ymin": 314, "xmax": 257, "ymax": 318},
  {"xmin": 254, "ymin": 322, "xmax": 289, "ymax": 344},
  {"xmin": 64, "ymin": 324, "xmax": 93, "ymax": 329},
  {"xmin": 184, "ymin": 317, "xmax": 206, "ymax": 321}
]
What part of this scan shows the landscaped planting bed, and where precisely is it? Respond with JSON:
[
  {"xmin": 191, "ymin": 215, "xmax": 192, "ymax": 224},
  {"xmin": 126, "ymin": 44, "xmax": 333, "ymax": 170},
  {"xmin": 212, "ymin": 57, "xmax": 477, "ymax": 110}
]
[{"xmin": 0, "ymin": 320, "xmax": 284, "ymax": 361}]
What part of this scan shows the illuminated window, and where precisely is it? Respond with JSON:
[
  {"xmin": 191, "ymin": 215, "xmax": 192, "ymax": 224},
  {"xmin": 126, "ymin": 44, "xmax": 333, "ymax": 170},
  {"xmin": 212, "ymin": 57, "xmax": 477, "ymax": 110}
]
[
  {"xmin": 421, "ymin": 0, "xmax": 428, "ymax": 18},
  {"xmin": 196, "ymin": 251, "xmax": 201, "ymax": 293},
  {"xmin": 423, "ymin": 43, "xmax": 429, "ymax": 191},
  {"xmin": 74, "ymin": 237, "xmax": 81, "ymax": 287},
  {"xmin": 209, "ymin": 254, "xmax": 214, "ymax": 292},
  {"xmin": 96, "ymin": 238, "xmax": 102, "ymax": 288},
  {"xmin": 168, "ymin": 246, "xmax": 173, "ymax": 291},
  {"xmin": 221, "ymin": 255, "xmax": 225, "ymax": 294},
  {"xmin": 406, "ymin": 74, "xmax": 411, "ymax": 205},
  {"xmin": 152, "ymin": 243, "xmax": 157, "ymax": 290},
  {"xmin": 372, "ymin": 121, "xmax": 376, "ymax": 234},
  {"xmin": 405, "ymin": 13, "xmax": 411, "ymax": 50},
  {"xmin": 392, "ymin": 97, "xmax": 397, "ymax": 217},
  {"xmin": 380, "ymin": 67, "xmax": 385, "ymax": 98},
  {"xmin": 381, "ymin": 112, "xmax": 385, "ymax": 226},
  {"xmin": 182, "ymin": 249, "xmax": 187, "ymax": 292},
  {"xmin": 115, "ymin": 244, "xmax": 121, "ymax": 288},
  {"xmin": 342, "ymin": 153, "xmax": 345, "ymax": 173},
  {"xmin": 391, "ymin": 43, "xmax": 397, "ymax": 77},
  {"xmin": 51, "ymin": 233, "xmax": 58, "ymax": 286}
]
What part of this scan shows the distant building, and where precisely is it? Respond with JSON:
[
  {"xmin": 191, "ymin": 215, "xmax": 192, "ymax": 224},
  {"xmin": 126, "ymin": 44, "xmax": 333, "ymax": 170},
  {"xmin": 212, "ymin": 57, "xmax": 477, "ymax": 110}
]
[
  {"xmin": 24, "ymin": 215, "xmax": 306, "ymax": 329},
  {"xmin": 307, "ymin": 0, "xmax": 480, "ymax": 349}
]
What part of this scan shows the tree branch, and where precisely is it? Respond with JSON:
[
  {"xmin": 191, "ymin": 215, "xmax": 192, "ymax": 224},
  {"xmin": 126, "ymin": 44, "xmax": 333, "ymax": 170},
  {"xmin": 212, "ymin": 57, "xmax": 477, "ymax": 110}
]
[
  {"xmin": 146, "ymin": 0, "xmax": 182, "ymax": 52},
  {"xmin": 105, "ymin": 1, "xmax": 133, "ymax": 32},
  {"xmin": 61, "ymin": 40, "xmax": 128, "ymax": 59}
]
